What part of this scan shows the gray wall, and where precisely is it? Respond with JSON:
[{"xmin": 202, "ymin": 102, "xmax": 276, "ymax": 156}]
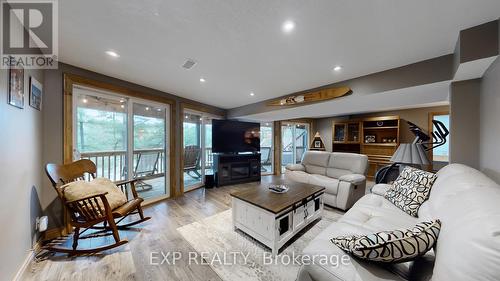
[
  {"xmin": 0, "ymin": 68, "xmax": 44, "ymax": 281},
  {"xmin": 41, "ymin": 63, "xmax": 226, "ymax": 229},
  {"xmin": 480, "ymin": 58, "xmax": 500, "ymax": 182},
  {"xmin": 449, "ymin": 79, "xmax": 481, "ymax": 168},
  {"xmin": 314, "ymin": 106, "xmax": 450, "ymax": 152},
  {"xmin": 228, "ymin": 55, "xmax": 453, "ymax": 118}
]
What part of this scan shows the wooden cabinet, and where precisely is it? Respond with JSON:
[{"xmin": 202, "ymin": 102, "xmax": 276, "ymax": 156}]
[
  {"xmin": 332, "ymin": 116, "xmax": 400, "ymax": 178},
  {"xmin": 333, "ymin": 122, "xmax": 360, "ymax": 143},
  {"xmin": 332, "ymin": 122, "xmax": 361, "ymax": 153},
  {"xmin": 361, "ymin": 116, "xmax": 400, "ymax": 179}
]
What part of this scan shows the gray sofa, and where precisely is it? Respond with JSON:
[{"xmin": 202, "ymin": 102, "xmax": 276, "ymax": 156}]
[
  {"xmin": 285, "ymin": 151, "xmax": 368, "ymax": 211},
  {"xmin": 297, "ymin": 163, "xmax": 500, "ymax": 281}
]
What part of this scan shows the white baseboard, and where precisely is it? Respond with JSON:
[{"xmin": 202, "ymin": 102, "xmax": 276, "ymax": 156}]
[{"xmin": 12, "ymin": 250, "xmax": 35, "ymax": 281}]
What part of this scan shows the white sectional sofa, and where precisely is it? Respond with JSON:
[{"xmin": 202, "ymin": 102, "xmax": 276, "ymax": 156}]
[
  {"xmin": 296, "ymin": 163, "xmax": 500, "ymax": 281},
  {"xmin": 285, "ymin": 151, "xmax": 368, "ymax": 211}
]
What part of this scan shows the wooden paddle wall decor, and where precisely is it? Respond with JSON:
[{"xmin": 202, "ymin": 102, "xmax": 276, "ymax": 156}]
[{"xmin": 267, "ymin": 86, "xmax": 352, "ymax": 106}]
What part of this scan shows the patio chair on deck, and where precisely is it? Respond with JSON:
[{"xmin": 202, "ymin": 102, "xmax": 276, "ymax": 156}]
[
  {"xmin": 132, "ymin": 150, "xmax": 161, "ymax": 191},
  {"xmin": 184, "ymin": 145, "xmax": 201, "ymax": 179},
  {"xmin": 261, "ymin": 147, "xmax": 272, "ymax": 172}
]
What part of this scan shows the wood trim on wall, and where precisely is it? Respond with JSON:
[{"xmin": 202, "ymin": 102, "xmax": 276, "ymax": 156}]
[
  {"xmin": 63, "ymin": 73, "xmax": 178, "ymax": 202},
  {"xmin": 181, "ymin": 101, "xmax": 226, "ymax": 117}
]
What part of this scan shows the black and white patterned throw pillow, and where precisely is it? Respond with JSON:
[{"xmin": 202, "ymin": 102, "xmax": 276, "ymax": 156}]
[
  {"xmin": 384, "ymin": 166, "xmax": 437, "ymax": 217},
  {"xmin": 331, "ymin": 220, "xmax": 441, "ymax": 263}
]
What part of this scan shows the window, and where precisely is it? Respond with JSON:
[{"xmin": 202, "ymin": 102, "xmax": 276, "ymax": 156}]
[{"xmin": 430, "ymin": 113, "xmax": 450, "ymax": 170}]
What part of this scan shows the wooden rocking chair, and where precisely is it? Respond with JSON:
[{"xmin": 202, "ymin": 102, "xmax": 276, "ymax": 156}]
[{"xmin": 45, "ymin": 159, "xmax": 151, "ymax": 255}]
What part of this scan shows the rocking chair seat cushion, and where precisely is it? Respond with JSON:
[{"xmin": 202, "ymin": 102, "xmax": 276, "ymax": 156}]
[
  {"xmin": 63, "ymin": 178, "xmax": 128, "ymax": 210},
  {"xmin": 112, "ymin": 198, "xmax": 144, "ymax": 218}
]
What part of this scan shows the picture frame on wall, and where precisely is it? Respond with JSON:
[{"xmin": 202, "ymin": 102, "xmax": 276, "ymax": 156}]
[
  {"xmin": 29, "ymin": 77, "xmax": 43, "ymax": 110},
  {"xmin": 8, "ymin": 66, "xmax": 24, "ymax": 109},
  {"xmin": 314, "ymin": 140, "xmax": 321, "ymax": 148}
]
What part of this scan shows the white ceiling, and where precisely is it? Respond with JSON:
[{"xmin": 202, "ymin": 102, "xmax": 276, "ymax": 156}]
[{"xmin": 59, "ymin": 0, "xmax": 500, "ymax": 109}]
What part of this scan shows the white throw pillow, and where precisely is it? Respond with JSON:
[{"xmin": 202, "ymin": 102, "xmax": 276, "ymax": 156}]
[
  {"xmin": 385, "ymin": 166, "xmax": 437, "ymax": 217},
  {"xmin": 63, "ymin": 177, "xmax": 127, "ymax": 211},
  {"xmin": 331, "ymin": 220, "xmax": 441, "ymax": 263}
]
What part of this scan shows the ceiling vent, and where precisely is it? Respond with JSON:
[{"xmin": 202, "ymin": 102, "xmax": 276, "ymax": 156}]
[{"xmin": 182, "ymin": 59, "xmax": 197, "ymax": 70}]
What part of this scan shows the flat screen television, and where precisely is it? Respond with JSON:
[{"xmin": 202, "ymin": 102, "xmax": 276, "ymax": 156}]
[{"xmin": 212, "ymin": 120, "xmax": 260, "ymax": 153}]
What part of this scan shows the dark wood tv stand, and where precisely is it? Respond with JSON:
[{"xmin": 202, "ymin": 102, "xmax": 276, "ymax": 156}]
[{"xmin": 213, "ymin": 153, "xmax": 261, "ymax": 187}]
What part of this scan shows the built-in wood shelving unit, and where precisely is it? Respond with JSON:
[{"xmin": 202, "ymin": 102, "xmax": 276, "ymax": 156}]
[{"xmin": 333, "ymin": 115, "xmax": 400, "ymax": 179}]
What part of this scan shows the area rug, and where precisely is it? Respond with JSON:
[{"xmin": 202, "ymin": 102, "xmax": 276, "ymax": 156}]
[{"xmin": 177, "ymin": 209, "xmax": 342, "ymax": 281}]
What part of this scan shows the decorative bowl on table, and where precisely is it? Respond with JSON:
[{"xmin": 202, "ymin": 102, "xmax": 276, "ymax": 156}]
[{"xmin": 268, "ymin": 184, "xmax": 289, "ymax": 194}]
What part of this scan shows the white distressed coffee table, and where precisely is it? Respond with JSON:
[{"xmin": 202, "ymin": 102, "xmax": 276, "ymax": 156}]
[{"xmin": 230, "ymin": 179, "xmax": 325, "ymax": 255}]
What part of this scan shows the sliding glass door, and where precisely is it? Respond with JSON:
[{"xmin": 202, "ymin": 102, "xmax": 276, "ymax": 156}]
[
  {"xmin": 260, "ymin": 122, "xmax": 274, "ymax": 175},
  {"xmin": 183, "ymin": 112, "xmax": 203, "ymax": 190},
  {"xmin": 131, "ymin": 103, "xmax": 169, "ymax": 199},
  {"xmin": 73, "ymin": 86, "xmax": 170, "ymax": 201},
  {"xmin": 182, "ymin": 111, "xmax": 216, "ymax": 191},
  {"xmin": 281, "ymin": 122, "xmax": 310, "ymax": 172}
]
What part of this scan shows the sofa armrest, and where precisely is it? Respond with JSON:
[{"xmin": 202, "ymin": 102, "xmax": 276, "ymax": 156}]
[
  {"xmin": 371, "ymin": 183, "xmax": 392, "ymax": 196},
  {"xmin": 338, "ymin": 174, "xmax": 366, "ymax": 185},
  {"xmin": 285, "ymin": 163, "xmax": 305, "ymax": 172}
]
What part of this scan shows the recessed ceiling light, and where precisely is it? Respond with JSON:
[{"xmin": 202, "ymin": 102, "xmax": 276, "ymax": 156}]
[
  {"xmin": 106, "ymin": 50, "xmax": 120, "ymax": 58},
  {"xmin": 185, "ymin": 115, "xmax": 189, "ymax": 119},
  {"xmin": 333, "ymin": 65, "xmax": 343, "ymax": 72},
  {"xmin": 157, "ymin": 108, "xmax": 162, "ymax": 112},
  {"xmin": 282, "ymin": 20, "xmax": 295, "ymax": 33},
  {"xmin": 120, "ymin": 104, "xmax": 125, "ymax": 109},
  {"xmin": 250, "ymin": 92, "xmax": 255, "ymax": 96},
  {"xmin": 145, "ymin": 107, "xmax": 150, "ymax": 111},
  {"xmin": 82, "ymin": 98, "xmax": 88, "ymax": 103},
  {"xmin": 199, "ymin": 78, "xmax": 206, "ymax": 83}
]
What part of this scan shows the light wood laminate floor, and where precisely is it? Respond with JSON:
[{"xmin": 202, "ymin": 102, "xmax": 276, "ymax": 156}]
[{"xmin": 21, "ymin": 176, "xmax": 370, "ymax": 281}]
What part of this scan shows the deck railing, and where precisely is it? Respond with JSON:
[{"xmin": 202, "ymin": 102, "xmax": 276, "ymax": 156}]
[
  {"xmin": 80, "ymin": 146, "xmax": 275, "ymax": 181},
  {"xmin": 80, "ymin": 148, "xmax": 165, "ymax": 181}
]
